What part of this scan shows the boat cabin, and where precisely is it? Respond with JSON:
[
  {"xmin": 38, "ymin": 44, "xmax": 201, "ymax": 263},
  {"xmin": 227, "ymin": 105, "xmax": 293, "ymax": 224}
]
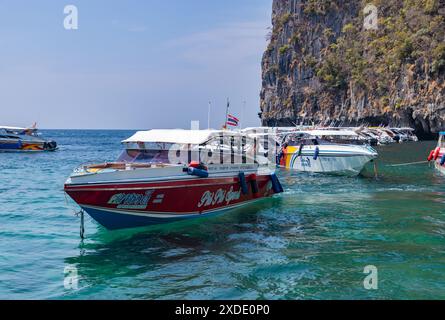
[
  {"xmin": 119, "ymin": 129, "xmax": 270, "ymax": 166},
  {"xmin": 0, "ymin": 126, "xmax": 39, "ymax": 139}
]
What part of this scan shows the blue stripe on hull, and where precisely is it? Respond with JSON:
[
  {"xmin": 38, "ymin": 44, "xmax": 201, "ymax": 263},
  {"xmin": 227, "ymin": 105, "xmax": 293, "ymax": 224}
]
[
  {"xmin": 0, "ymin": 143, "xmax": 22, "ymax": 150},
  {"xmin": 82, "ymin": 206, "xmax": 234, "ymax": 230}
]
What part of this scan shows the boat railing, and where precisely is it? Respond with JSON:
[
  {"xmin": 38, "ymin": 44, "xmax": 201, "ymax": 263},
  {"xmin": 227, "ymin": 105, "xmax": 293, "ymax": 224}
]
[{"xmin": 74, "ymin": 162, "xmax": 181, "ymax": 175}]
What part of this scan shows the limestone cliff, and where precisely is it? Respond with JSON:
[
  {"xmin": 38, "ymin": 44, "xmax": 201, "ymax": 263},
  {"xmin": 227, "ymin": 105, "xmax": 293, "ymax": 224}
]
[{"xmin": 260, "ymin": 0, "xmax": 445, "ymax": 138}]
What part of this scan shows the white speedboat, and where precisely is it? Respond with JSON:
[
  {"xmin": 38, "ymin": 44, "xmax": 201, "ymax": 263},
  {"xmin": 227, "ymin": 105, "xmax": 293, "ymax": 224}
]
[
  {"xmin": 277, "ymin": 132, "xmax": 378, "ymax": 176},
  {"xmin": 0, "ymin": 125, "xmax": 57, "ymax": 152},
  {"xmin": 390, "ymin": 128, "xmax": 419, "ymax": 142},
  {"xmin": 64, "ymin": 130, "xmax": 283, "ymax": 230}
]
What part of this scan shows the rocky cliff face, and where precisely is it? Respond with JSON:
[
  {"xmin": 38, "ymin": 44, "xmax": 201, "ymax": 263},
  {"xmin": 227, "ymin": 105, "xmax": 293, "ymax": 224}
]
[{"xmin": 260, "ymin": 0, "xmax": 445, "ymax": 138}]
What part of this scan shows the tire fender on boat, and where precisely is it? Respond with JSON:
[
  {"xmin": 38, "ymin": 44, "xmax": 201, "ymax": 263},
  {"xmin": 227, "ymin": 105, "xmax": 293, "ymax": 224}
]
[
  {"xmin": 238, "ymin": 172, "xmax": 249, "ymax": 195},
  {"xmin": 313, "ymin": 146, "xmax": 320, "ymax": 161},
  {"xmin": 270, "ymin": 173, "xmax": 284, "ymax": 194},
  {"xmin": 297, "ymin": 144, "xmax": 305, "ymax": 157}
]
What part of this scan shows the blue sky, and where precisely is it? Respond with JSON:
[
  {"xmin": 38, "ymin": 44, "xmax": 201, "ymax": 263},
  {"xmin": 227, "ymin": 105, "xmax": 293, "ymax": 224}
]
[{"xmin": 0, "ymin": 0, "xmax": 272, "ymax": 129}]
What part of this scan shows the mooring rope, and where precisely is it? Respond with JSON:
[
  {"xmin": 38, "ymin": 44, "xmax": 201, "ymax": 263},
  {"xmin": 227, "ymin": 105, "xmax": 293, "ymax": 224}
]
[{"xmin": 386, "ymin": 160, "xmax": 429, "ymax": 167}]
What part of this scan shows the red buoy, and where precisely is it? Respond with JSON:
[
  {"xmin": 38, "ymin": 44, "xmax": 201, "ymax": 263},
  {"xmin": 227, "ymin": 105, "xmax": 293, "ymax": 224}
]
[
  {"xmin": 428, "ymin": 150, "xmax": 435, "ymax": 162},
  {"xmin": 434, "ymin": 147, "xmax": 441, "ymax": 160}
]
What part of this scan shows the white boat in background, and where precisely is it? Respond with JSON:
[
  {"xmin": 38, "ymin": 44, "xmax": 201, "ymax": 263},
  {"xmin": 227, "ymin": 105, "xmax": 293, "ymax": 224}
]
[
  {"xmin": 276, "ymin": 132, "xmax": 378, "ymax": 176},
  {"xmin": 243, "ymin": 126, "xmax": 419, "ymax": 146},
  {"xmin": 0, "ymin": 125, "xmax": 57, "ymax": 152},
  {"xmin": 390, "ymin": 128, "xmax": 419, "ymax": 142}
]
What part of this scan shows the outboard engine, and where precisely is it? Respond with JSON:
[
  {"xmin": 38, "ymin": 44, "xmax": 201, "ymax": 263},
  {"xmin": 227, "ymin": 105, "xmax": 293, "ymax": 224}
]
[
  {"xmin": 369, "ymin": 138, "xmax": 378, "ymax": 146},
  {"xmin": 43, "ymin": 140, "xmax": 58, "ymax": 151}
]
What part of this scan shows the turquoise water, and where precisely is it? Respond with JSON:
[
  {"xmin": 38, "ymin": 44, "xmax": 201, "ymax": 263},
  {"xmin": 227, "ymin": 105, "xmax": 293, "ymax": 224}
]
[{"xmin": 0, "ymin": 130, "xmax": 444, "ymax": 300}]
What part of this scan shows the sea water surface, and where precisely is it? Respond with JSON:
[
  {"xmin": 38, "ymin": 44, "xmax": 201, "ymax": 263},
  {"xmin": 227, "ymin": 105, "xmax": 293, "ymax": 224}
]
[{"xmin": 0, "ymin": 130, "xmax": 444, "ymax": 300}]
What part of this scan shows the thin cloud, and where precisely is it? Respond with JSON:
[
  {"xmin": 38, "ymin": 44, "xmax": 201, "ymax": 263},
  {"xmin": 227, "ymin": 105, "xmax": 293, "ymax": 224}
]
[
  {"xmin": 165, "ymin": 21, "xmax": 270, "ymax": 66},
  {"xmin": 111, "ymin": 19, "xmax": 147, "ymax": 33}
]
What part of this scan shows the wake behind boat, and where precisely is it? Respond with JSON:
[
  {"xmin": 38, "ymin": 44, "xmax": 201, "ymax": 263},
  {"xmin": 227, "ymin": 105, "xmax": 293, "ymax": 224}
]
[
  {"xmin": 64, "ymin": 129, "xmax": 284, "ymax": 230},
  {"xmin": 0, "ymin": 125, "xmax": 57, "ymax": 152}
]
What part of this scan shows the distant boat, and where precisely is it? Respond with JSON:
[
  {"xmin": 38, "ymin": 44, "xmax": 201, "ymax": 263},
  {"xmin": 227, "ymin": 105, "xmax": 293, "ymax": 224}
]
[
  {"xmin": 428, "ymin": 132, "xmax": 445, "ymax": 175},
  {"xmin": 243, "ymin": 126, "xmax": 419, "ymax": 146},
  {"xmin": 0, "ymin": 125, "xmax": 57, "ymax": 152},
  {"xmin": 64, "ymin": 129, "xmax": 283, "ymax": 230}
]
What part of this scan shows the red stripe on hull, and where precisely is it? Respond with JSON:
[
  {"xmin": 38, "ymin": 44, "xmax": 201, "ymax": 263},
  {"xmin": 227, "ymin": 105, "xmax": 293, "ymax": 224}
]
[
  {"xmin": 65, "ymin": 176, "xmax": 239, "ymax": 191},
  {"xmin": 65, "ymin": 175, "xmax": 275, "ymax": 215}
]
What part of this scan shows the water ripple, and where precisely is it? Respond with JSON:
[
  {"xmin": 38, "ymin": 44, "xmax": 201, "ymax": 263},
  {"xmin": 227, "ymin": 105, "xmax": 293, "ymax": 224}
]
[{"xmin": 1, "ymin": 133, "xmax": 444, "ymax": 299}]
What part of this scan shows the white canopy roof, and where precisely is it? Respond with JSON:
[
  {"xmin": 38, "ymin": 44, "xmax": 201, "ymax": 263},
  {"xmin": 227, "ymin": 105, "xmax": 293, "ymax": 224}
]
[
  {"xmin": 0, "ymin": 126, "xmax": 28, "ymax": 131},
  {"xmin": 302, "ymin": 129, "xmax": 359, "ymax": 137},
  {"xmin": 122, "ymin": 129, "xmax": 244, "ymax": 145}
]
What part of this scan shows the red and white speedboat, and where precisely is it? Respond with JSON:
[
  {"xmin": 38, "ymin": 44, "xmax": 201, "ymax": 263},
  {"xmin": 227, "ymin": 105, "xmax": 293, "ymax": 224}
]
[
  {"xmin": 64, "ymin": 130, "xmax": 283, "ymax": 230},
  {"xmin": 428, "ymin": 132, "xmax": 445, "ymax": 175}
]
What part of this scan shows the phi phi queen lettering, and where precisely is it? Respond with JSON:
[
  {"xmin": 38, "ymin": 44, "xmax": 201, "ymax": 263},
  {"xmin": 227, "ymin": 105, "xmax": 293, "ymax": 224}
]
[{"xmin": 198, "ymin": 187, "xmax": 241, "ymax": 208}]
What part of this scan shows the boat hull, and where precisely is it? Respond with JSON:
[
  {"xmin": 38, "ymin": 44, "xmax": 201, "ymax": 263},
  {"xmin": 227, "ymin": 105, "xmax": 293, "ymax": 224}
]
[
  {"xmin": 0, "ymin": 140, "xmax": 57, "ymax": 152},
  {"xmin": 281, "ymin": 145, "xmax": 377, "ymax": 176},
  {"xmin": 65, "ymin": 175, "xmax": 276, "ymax": 230}
]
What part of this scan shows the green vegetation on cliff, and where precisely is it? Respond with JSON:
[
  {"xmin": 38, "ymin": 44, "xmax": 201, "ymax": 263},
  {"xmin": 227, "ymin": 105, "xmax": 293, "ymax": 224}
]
[
  {"xmin": 316, "ymin": 0, "xmax": 445, "ymax": 93},
  {"xmin": 261, "ymin": 0, "xmax": 445, "ymax": 136}
]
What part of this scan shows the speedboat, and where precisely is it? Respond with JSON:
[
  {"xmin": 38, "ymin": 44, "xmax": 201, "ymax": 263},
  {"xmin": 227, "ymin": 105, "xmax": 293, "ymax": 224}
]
[
  {"xmin": 390, "ymin": 128, "xmax": 419, "ymax": 142},
  {"xmin": 277, "ymin": 132, "xmax": 378, "ymax": 176},
  {"xmin": 0, "ymin": 125, "xmax": 57, "ymax": 152},
  {"xmin": 64, "ymin": 129, "xmax": 283, "ymax": 230},
  {"xmin": 428, "ymin": 132, "xmax": 445, "ymax": 175}
]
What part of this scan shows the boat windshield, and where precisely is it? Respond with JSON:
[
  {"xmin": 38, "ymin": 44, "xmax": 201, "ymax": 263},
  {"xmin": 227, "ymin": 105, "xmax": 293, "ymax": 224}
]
[{"xmin": 117, "ymin": 149, "xmax": 170, "ymax": 164}]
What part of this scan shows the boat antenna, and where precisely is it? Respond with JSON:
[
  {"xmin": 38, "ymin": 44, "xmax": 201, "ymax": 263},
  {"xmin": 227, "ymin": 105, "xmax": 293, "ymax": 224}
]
[{"xmin": 223, "ymin": 98, "xmax": 230, "ymax": 130}]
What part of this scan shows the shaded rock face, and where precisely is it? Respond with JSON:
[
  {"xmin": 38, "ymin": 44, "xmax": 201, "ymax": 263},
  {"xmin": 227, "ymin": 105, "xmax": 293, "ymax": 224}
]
[{"xmin": 260, "ymin": 0, "xmax": 445, "ymax": 139}]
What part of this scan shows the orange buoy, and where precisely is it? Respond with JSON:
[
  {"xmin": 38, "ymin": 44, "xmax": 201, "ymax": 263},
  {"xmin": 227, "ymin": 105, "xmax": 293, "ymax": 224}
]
[{"xmin": 189, "ymin": 161, "xmax": 208, "ymax": 171}]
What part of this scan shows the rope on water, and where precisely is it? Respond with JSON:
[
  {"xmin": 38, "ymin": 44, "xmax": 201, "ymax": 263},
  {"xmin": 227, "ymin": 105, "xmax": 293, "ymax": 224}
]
[
  {"xmin": 386, "ymin": 160, "xmax": 429, "ymax": 167},
  {"xmin": 80, "ymin": 210, "xmax": 85, "ymax": 239}
]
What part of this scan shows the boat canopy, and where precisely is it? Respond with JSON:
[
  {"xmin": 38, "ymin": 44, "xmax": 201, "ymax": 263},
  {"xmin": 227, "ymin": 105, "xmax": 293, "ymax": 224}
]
[
  {"xmin": 0, "ymin": 126, "xmax": 29, "ymax": 131},
  {"xmin": 302, "ymin": 129, "xmax": 359, "ymax": 137},
  {"xmin": 122, "ymin": 129, "xmax": 245, "ymax": 145}
]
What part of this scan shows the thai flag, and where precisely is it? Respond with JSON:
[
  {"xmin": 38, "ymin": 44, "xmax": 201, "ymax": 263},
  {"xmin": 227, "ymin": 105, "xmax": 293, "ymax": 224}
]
[{"xmin": 226, "ymin": 114, "xmax": 239, "ymax": 127}]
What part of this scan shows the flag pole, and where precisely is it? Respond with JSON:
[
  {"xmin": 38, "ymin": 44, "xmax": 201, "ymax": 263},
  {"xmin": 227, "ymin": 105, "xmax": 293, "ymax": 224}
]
[
  {"xmin": 224, "ymin": 98, "xmax": 230, "ymax": 130},
  {"xmin": 241, "ymin": 100, "xmax": 246, "ymax": 130},
  {"xmin": 208, "ymin": 101, "xmax": 211, "ymax": 130}
]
